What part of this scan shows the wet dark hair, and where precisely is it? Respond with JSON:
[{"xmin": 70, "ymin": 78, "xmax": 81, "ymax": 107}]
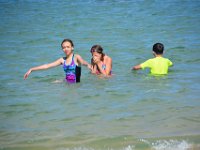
[
  {"xmin": 153, "ymin": 43, "xmax": 164, "ymax": 54},
  {"xmin": 90, "ymin": 45, "xmax": 105, "ymax": 60},
  {"xmin": 90, "ymin": 45, "xmax": 104, "ymax": 54},
  {"xmin": 61, "ymin": 39, "xmax": 74, "ymax": 47}
]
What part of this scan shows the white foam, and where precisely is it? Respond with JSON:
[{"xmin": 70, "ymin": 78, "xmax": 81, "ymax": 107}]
[
  {"xmin": 56, "ymin": 147, "xmax": 94, "ymax": 150},
  {"xmin": 151, "ymin": 140, "xmax": 191, "ymax": 150},
  {"xmin": 123, "ymin": 145, "xmax": 135, "ymax": 150},
  {"xmin": 56, "ymin": 140, "xmax": 191, "ymax": 150},
  {"xmin": 56, "ymin": 145, "xmax": 135, "ymax": 150}
]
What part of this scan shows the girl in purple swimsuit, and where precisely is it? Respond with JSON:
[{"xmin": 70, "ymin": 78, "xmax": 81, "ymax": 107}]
[
  {"xmin": 63, "ymin": 54, "xmax": 81, "ymax": 83},
  {"xmin": 24, "ymin": 39, "xmax": 91, "ymax": 83}
]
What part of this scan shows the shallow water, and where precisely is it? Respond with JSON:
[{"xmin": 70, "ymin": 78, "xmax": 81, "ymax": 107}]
[{"xmin": 0, "ymin": 0, "xmax": 200, "ymax": 149}]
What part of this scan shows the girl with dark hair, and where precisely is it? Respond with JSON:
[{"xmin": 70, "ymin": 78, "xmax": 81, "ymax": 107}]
[
  {"xmin": 24, "ymin": 39, "xmax": 91, "ymax": 83},
  {"xmin": 90, "ymin": 45, "xmax": 112, "ymax": 76}
]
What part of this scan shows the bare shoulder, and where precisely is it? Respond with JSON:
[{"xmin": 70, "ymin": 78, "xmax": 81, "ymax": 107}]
[
  {"xmin": 104, "ymin": 55, "xmax": 112, "ymax": 62},
  {"xmin": 74, "ymin": 54, "xmax": 82, "ymax": 65},
  {"xmin": 59, "ymin": 57, "xmax": 65, "ymax": 64},
  {"xmin": 74, "ymin": 54, "xmax": 79, "ymax": 57},
  {"xmin": 74, "ymin": 54, "xmax": 82, "ymax": 59}
]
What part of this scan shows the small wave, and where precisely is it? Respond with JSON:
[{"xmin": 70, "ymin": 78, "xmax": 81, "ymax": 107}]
[
  {"xmin": 54, "ymin": 139, "xmax": 193, "ymax": 150},
  {"xmin": 56, "ymin": 146, "xmax": 136, "ymax": 150},
  {"xmin": 139, "ymin": 138, "xmax": 193, "ymax": 150},
  {"xmin": 56, "ymin": 148, "xmax": 95, "ymax": 150},
  {"xmin": 151, "ymin": 140, "xmax": 191, "ymax": 150}
]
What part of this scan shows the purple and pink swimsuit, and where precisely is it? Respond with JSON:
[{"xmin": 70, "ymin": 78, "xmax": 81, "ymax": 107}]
[{"xmin": 63, "ymin": 54, "xmax": 81, "ymax": 83}]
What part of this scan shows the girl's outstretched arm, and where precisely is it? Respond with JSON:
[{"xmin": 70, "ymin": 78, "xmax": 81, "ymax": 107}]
[
  {"xmin": 24, "ymin": 58, "xmax": 63, "ymax": 79},
  {"xmin": 76, "ymin": 54, "xmax": 91, "ymax": 70}
]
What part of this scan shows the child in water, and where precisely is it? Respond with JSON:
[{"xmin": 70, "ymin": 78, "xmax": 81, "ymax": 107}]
[
  {"xmin": 24, "ymin": 39, "xmax": 91, "ymax": 83},
  {"xmin": 132, "ymin": 43, "xmax": 173, "ymax": 75},
  {"xmin": 90, "ymin": 45, "xmax": 112, "ymax": 76}
]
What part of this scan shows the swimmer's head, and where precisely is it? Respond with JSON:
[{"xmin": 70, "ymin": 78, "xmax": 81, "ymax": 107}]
[
  {"xmin": 61, "ymin": 39, "xmax": 74, "ymax": 55},
  {"xmin": 153, "ymin": 43, "xmax": 164, "ymax": 55},
  {"xmin": 61, "ymin": 39, "xmax": 74, "ymax": 48},
  {"xmin": 90, "ymin": 45, "xmax": 103, "ymax": 54}
]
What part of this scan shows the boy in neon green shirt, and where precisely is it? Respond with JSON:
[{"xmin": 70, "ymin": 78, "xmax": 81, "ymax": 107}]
[{"xmin": 132, "ymin": 43, "xmax": 173, "ymax": 75}]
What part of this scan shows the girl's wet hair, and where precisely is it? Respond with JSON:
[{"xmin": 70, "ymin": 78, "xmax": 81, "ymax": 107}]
[
  {"xmin": 90, "ymin": 45, "xmax": 103, "ymax": 54},
  {"xmin": 61, "ymin": 39, "xmax": 74, "ymax": 47}
]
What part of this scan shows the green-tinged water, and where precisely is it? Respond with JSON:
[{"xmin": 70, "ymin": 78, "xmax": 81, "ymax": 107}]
[{"xmin": 0, "ymin": 0, "xmax": 200, "ymax": 149}]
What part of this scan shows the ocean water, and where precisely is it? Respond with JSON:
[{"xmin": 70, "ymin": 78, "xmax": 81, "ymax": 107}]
[{"xmin": 0, "ymin": 0, "xmax": 200, "ymax": 149}]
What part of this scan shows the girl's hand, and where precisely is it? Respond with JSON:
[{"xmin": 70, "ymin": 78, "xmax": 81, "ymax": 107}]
[
  {"xmin": 92, "ymin": 56, "xmax": 101, "ymax": 64},
  {"xmin": 87, "ymin": 64, "xmax": 92, "ymax": 70},
  {"xmin": 90, "ymin": 64, "xmax": 97, "ymax": 74},
  {"xmin": 24, "ymin": 69, "xmax": 32, "ymax": 79}
]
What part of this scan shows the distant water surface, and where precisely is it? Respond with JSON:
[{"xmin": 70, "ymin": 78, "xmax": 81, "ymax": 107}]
[{"xmin": 0, "ymin": 0, "xmax": 200, "ymax": 149}]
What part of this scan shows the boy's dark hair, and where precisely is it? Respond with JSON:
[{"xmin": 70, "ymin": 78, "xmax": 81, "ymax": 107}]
[{"xmin": 153, "ymin": 43, "xmax": 164, "ymax": 54}]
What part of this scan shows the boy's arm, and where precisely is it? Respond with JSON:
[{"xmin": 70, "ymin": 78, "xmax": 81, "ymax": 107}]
[
  {"xmin": 132, "ymin": 64, "xmax": 142, "ymax": 70},
  {"xmin": 169, "ymin": 60, "xmax": 173, "ymax": 67},
  {"xmin": 132, "ymin": 59, "xmax": 150, "ymax": 70}
]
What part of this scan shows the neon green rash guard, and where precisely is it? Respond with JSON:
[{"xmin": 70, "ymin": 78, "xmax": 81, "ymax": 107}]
[{"xmin": 140, "ymin": 57, "xmax": 173, "ymax": 75}]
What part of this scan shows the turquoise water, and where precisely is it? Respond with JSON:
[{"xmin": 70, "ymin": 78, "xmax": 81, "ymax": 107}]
[{"xmin": 0, "ymin": 0, "xmax": 200, "ymax": 149}]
